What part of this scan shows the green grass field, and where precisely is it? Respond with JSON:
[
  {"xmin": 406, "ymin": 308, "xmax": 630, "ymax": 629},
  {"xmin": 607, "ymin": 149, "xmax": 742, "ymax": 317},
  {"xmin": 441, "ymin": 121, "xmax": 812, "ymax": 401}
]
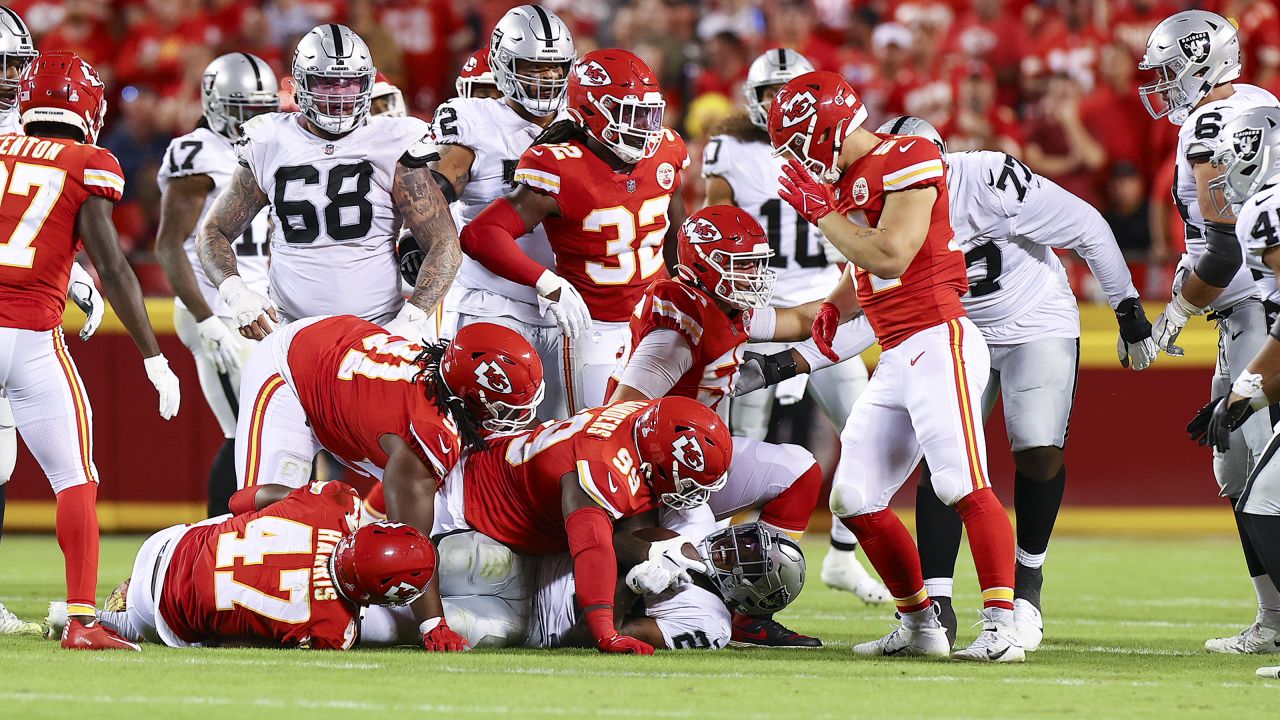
[{"xmin": 0, "ymin": 533, "xmax": 1277, "ymax": 719}]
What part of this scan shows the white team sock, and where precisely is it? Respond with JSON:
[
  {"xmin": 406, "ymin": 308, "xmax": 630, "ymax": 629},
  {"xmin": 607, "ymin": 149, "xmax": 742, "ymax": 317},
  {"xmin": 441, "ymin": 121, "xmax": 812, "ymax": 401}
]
[
  {"xmin": 830, "ymin": 514, "xmax": 857, "ymax": 546},
  {"xmin": 924, "ymin": 577, "xmax": 953, "ymax": 600},
  {"xmin": 1016, "ymin": 547, "xmax": 1047, "ymax": 569}
]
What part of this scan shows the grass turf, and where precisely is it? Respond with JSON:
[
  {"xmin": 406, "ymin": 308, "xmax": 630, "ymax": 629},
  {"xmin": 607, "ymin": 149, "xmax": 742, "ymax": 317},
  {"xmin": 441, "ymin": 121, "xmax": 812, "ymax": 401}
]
[{"xmin": 1, "ymin": 533, "xmax": 1277, "ymax": 719}]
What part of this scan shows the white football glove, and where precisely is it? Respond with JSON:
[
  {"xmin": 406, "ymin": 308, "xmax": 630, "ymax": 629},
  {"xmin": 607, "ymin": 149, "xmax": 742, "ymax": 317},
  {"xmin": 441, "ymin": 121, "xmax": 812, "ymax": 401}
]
[
  {"xmin": 625, "ymin": 559, "xmax": 680, "ymax": 596},
  {"xmin": 67, "ymin": 263, "xmax": 103, "ymax": 341},
  {"xmin": 535, "ymin": 270, "xmax": 593, "ymax": 340},
  {"xmin": 1151, "ymin": 293, "xmax": 1204, "ymax": 357},
  {"xmin": 647, "ymin": 536, "xmax": 708, "ymax": 581},
  {"xmin": 218, "ymin": 275, "xmax": 277, "ymax": 336},
  {"xmin": 143, "ymin": 354, "xmax": 181, "ymax": 420},
  {"xmin": 382, "ymin": 303, "xmax": 431, "ymax": 344},
  {"xmin": 196, "ymin": 316, "xmax": 243, "ymax": 375}
]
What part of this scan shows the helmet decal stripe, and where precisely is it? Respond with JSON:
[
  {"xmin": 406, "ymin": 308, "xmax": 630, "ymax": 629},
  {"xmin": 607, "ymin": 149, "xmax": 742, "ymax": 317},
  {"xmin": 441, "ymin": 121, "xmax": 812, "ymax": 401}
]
[
  {"xmin": 776, "ymin": 48, "xmax": 787, "ymax": 71},
  {"xmin": 888, "ymin": 116, "xmax": 911, "ymax": 135},
  {"xmin": 240, "ymin": 52, "xmax": 264, "ymax": 92},
  {"xmin": 329, "ymin": 23, "xmax": 345, "ymax": 57},
  {"xmin": 530, "ymin": 4, "xmax": 557, "ymax": 48}
]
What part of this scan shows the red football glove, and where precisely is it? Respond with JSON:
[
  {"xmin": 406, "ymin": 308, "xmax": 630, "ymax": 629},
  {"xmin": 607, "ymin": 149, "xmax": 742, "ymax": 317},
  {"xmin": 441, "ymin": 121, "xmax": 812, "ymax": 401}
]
[
  {"xmin": 778, "ymin": 159, "xmax": 835, "ymax": 225},
  {"xmin": 597, "ymin": 632, "xmax": 655, "ymax": 655},
  {"xmin": 420, "ymin": 618, "xmax": 470, "ymax": 652},
  {"xmin": 811, "ymin": 301, "xmax": 841, "ymax": 363}
]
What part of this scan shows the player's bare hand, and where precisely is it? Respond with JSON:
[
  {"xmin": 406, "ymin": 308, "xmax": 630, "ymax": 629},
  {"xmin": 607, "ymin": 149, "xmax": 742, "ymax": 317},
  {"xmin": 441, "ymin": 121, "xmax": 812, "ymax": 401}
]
[
  {"xmin": 420, "ymin": 617, "xmax": 470, "ymax": 652},
  {"xmin": 219, "ymin": 276, "xmax": 278, "ymax": 341},
  {"xmin": 597, "ymin": 632, "xmax": 655, "ymax": 655},
  {"xmin": 778, "ymin": 159, "xmax": 835, "ymax": 225},
  {"xmin": 143, "ymin": 354, "xmax": 181, "ymax": 420},
  {"xmin": 810, "ymin": 302, "xmax": 841, "ymax": 362}
]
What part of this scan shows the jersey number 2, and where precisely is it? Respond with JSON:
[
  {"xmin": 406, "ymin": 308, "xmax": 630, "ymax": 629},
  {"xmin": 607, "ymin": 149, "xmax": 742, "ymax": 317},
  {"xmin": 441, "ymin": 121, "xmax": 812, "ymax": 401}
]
[
  {"xmin": 0, "ymin": 163, "xmax": 67, "ymax": 269},
  {"xmin": 274, "ymin": 162, "xmax": 375, "ymax": 244},
  {"xmin": 213, "ymin": 516, "xmax": 313, "ymax": 624}
]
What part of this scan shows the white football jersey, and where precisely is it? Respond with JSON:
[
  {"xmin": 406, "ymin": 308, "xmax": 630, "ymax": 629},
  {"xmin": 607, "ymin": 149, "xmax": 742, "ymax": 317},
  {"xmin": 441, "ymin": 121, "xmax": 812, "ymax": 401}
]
[
  {"xmin": 157, "ymin": 126, "xmax": 271, "ymax": 318},
  {"xmin": 1176, "ymin": 84, "xmax": 1279, "ymax": 311},
  {"xmin": 702, "ymin": 133, "xmax": 841, "ymax": 307},
  {"xmin": 0, "ymin": 108, "xmax": 19, "ymax": 135},
  {"xmin": 1235, "ymin": 184, "xmax": 1280, "ymax": 262},
  {"xmin": 945, "ymin": 150, "xmax": 1137, "ymax": 344},
  {"xmin": 237, "ymin": 112, "xmax": 432, "ymax": 323},
  {"xmin": 432, "ymin": 98, "xmax": 566, "ymax": 322}
]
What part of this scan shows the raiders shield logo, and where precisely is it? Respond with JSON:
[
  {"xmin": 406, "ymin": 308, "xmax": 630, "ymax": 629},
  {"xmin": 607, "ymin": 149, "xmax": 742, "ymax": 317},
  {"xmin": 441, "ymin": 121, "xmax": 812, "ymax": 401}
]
[
  {"xmin": 1178, "ymin": 31, "xmax": 1211, "ymax": 63},
  {"xmin": 1235, "ymin": 127, "xmax": 1263, "ymax": 162},
  {"xmin": 780, "ymin": 90, "xmax": 818, "ymax": 129}
]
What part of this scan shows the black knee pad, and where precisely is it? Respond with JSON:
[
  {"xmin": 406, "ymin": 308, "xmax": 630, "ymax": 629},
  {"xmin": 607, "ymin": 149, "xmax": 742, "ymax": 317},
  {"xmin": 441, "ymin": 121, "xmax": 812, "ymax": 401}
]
[{"xmin": 1013, "ymin": 447, "xmax": 1064, "ymax": 483}]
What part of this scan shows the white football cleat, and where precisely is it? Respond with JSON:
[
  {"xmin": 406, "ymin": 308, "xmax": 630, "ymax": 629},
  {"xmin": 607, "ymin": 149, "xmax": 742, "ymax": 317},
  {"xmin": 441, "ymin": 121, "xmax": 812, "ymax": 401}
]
[
  {"xmin": 1205, "ymin": 617, "xmax": 1280, "ymax": 655},
  {"xmin": 853, "ymin": 606, "xmax": 950, "ymax": 658},
  {"xmin": 1013, "ymin": 598, "xmax": 1043, "ymax": 652},
  {"xmin": 1257, "ymin": 666, "xmax": 1280, "ymax": 678},
  {"xmin": 822, "ymin": 548, "xmax": 891, "ymax": 604},
  {"xmin": 0, "ymin": 601, "xmax": 42, "ymax": 636},
  {"xmin": 45, "ymin": 601, "xmax": 68, "ymax": 639},
  {"xmin": 953, "ymin": 608, "xmax": 1026, "ymax": 663}
]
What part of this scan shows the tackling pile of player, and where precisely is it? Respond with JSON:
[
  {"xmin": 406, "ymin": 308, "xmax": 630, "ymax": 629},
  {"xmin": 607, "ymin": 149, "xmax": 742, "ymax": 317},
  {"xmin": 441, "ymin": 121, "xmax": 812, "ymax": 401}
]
[{"xmin": 3, "ymin": 4, "xmax": 1280, "ymax": 676}]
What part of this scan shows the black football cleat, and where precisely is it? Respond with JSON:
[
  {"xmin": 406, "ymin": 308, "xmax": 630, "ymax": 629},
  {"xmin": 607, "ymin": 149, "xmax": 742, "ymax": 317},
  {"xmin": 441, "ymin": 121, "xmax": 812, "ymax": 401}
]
[{"xmin": 729, "ymin": 613, "xmax": 822, "ymax": 648}]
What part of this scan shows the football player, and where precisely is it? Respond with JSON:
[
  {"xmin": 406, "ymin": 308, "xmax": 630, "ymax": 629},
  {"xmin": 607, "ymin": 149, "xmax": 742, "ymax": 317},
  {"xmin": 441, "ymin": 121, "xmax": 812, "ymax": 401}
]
[
  {"xmin": 1, "ymin": 52, "xmax": 181, "ymax": 650},
  {"xmin": 196, "ymin": 24, "xmax": 459, "ymax": 347},
  {"xmin": 156, "ymin": 53, "xmax": 278, "ymax": 518},
  {"xmin": 51, "ymin": 480, "xmax": 437, "ymax": 650},
  {"xmin": 234, "ymin": 315, "xmax": 543, "ymax": 650},
  {"xmin": 461, "ymin": 48, "xmax": 688, "ymax": 414},
  {"xmin": 0, "ymin": 6, "xmax": 106, "ymax": 637},
  {"xmin": 606, "ymin": 205, "xmax": 831, "ymax": 647},
  {"xmin": 423, "ymin": 397, "xmax": 731, "ymax": 654},
  {"xmin": 370, "ymin": 72, "xmax": 406, "ymax": 117},
  {"xmin": 1186, "ymin": 107, "xmax": 1280, "ymax": 662},
  {"xmin": 1138, "ymin": 10, "xmax": 1280, "ymax": 654},
  {"xmin": 428, "ymin": 6, "xmax": 575, "ymax": 417},
  {"xmin": 455, "ymin": 48, "xmax": 501, "ymax": 100},
  {"xmin": 702, "ymin": 47, "xmax": 887, "ymax": 606},
  {"xmin": 768, "ymin": 71, "xmax": 1021, "ymax": 662},
  {"xmin": 741, "ymin": 115, "xmax": 1157, "ymax": 650}
]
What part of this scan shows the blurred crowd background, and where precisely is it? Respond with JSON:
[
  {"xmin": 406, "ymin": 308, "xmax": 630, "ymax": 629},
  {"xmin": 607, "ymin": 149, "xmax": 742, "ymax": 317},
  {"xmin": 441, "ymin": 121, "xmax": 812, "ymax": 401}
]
[{"xmin": 10, "ymin": 0, "xmax": 1270, "ymax": 300}]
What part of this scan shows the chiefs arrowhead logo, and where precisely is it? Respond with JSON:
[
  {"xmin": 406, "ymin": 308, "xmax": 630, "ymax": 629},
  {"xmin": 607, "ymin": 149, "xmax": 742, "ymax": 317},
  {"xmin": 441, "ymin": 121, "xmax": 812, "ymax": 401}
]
[
  {"xmin": 672, "ymin": 434, "xmax": 705, "ymax": 472},
  {"xmin": 384, "ymin": 581, "xmax": 423, "ymax": 604},
  {"xmin": 462, "ymin": 55, "xmax": 478, "ymax": 73},
  {"xmin": 1178, "ymin": 31, "xmax": 1211, "ymax": 63},
  {"xmin": 682, "ymin": 216, "xmax": 722, "ymax": 244},
  {"xmin": 1235, "ymin": 127, "xmax": 1263, "ymax": 162},
  {"xmin": 474, "ymin": 360, "xmax": 512, "ymax": 393},
  {"xmin": 780, "ymin": 90, "xmax": 818, "ymax": 129},
  {"xmin": 576, "ymin": 60, "xmax": 612, "ymax": 87}
]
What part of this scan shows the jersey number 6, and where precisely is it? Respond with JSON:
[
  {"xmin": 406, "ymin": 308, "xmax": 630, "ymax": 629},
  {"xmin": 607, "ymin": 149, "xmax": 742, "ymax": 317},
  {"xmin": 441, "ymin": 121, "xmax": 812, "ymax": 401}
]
[{"xmin": 274, "ymin": 162, "xmax": 375, "ymax": 244}]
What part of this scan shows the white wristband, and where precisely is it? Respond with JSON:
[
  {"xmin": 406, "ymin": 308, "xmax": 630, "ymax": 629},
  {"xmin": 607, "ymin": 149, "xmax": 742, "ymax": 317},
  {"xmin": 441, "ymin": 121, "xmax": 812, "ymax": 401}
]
[
  {"xmin": 217, "ymin": 275, "xmax": 248, "ymax": 302},
  {"xmin": 535, "ymin": 270, "xmax": 560, "ymax": 297},
  {"xmin": 418, "ymin": 617, "xmax": 443, "ymax": 635},
  {"xmin": 1232, "ymin": 370, "xmax": 1265, "ymax": 400},
  {"xmin": 747, "ymin": 306, "xmax": 777, "ymax": 341}
]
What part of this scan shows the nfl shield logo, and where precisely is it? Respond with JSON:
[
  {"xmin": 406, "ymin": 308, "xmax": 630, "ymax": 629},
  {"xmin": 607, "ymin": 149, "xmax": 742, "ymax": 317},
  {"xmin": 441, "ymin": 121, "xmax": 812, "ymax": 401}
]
[
  {"xmin": 1236, "ymin": 128, "xmax": 1263, "ymax": 162},
  {"xmin": 1178, "ymin": 31, "xmax": 1211, "ymax": 63},
  {"xmin": 324, "ymin": 144, "xmax": 335, "ymax": 155},
  {"xmin": 626, "ymin": 178, "xmax": 637, "ymax": 193}
]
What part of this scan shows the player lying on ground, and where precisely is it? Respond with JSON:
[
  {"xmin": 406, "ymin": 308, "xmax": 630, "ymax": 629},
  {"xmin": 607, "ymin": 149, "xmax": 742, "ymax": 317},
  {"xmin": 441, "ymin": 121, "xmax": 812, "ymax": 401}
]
[
  {"xmin": 47, "ymin": 481, "xmax": 436, "ymax": 650},
  {"xmin": 1185, "ymin": 107, "xmax": 1280, "ymax": 671},
  {"xmin": 606, "ymin": 205, "xmax": 835, "ymax": 648},
  {"xmin": 235, "ymin": 314, "xmax": 543, "ymax": 650}
]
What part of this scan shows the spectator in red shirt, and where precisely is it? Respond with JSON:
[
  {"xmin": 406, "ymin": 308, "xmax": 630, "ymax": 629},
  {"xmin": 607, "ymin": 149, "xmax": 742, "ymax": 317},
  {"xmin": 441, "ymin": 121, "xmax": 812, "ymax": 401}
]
[
  {"xmin": 694, "ymin": 30, "xmax": 750, "ymax": 99},
  {"xmin": 938, "ymin": 61, "xmax": 1022, "ymax": 155},
  {"xmin": 1023, "ymin": 73, "xmax": 1108, "ymax": 207},
  {"xmin": 378, "ymin": 0, "xmax": 466, "ymax": 113},
  {"xmin": 1021, "ymin": 0, "xmax": 1110, "ymax": 100},
  {"xmin": 1210, "ymin": 0, "xmax": 1280, "ymax": 89},
  {"xmin": 1078, "ymin": 40, "xmax": 1148, "ymax": 179},
  {"xmin": 863, "ymin": 22, "xmax": 916, "ymax": 125},
  {"xmin": 1110, "ymin": 0, "xmax": 1178, "ymax": 60},
  {"xmin": 33, "ymin": 0, "xmax": 117, "ymax": 81},
  {"xmin": 765, "ymin": 0, "xmax": 841, "ymax": 72},
  {"xmin": 116, "ymin": 3, "xmax": 217, "ymax": 93},
  {"xmin": 942, "ymin": 0, "xmax": 1026, "ymax": 108}
]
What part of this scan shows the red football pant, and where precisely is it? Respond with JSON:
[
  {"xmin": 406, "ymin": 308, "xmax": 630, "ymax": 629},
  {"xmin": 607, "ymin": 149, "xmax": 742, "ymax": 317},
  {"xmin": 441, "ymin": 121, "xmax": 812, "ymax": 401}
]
[
  {"xmin": 842, "ymin": 509, "xmax": 930, "ymax": 614},
  {"xmin": 56, "ymin": 482, "xmax": 99, "ymax": 616}
]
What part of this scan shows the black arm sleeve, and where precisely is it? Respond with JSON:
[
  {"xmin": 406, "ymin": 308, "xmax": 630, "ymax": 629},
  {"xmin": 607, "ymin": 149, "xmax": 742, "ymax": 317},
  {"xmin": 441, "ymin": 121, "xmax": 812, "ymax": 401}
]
[
  {"xmin": 430, "ymin": 169, "xmax": 458, "ymax": 204},
  {"xmin": 1194, "ymin": 221, "xmax": 1244, "ymax": 288}
]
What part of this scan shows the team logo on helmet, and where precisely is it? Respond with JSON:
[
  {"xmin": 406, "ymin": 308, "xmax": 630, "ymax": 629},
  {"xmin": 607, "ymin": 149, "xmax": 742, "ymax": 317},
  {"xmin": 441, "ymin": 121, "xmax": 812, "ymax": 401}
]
[
  {"xmin": 683, "ymin": 216, "xmax": 722, "ymax": 244},
  {"xmin": 1235, "ymin": 127, "xmax": 1263, "ymax": 162},
  {"xmin": 672, "ymin": 434, "xmax": 705, "ymax": 472},
  {"xmin": 576, "ymin": 60, "xmax": 612, "ymax": 87},
  {"xmin": 656, "ymin": 162, "xmax": 675, "ymax": 190},
  {"xmin": 462, "ymin": 55, "xmax": 478, "ymax": 73},
  {"xmin": 780, "ymin": 90, "xmax": 819, "ymax": 129},
  {"xmin": 474, "ymin": 361, "xmax": 512, "ymax": 393},
  {"xmin": 1178, "ymin": 31, "xmax": 1211, "ymax": 63},
  {"xmin": 383, "ymin": 581, "xmax": 423, "ymax": 604}
]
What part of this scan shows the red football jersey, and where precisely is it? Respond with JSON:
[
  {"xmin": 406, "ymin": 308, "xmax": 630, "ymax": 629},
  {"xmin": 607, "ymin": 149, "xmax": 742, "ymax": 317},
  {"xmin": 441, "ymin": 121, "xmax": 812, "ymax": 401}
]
[
  {"xmin": 513, "ymin": 129, "xmax": 689, "ymax": 322},
  {"xmin": 286, "ymin": 316, "xmax": 460, "ymax": 481},
  {"xmin": 831, "ymin": 133, "xmax": 968, "ymax": 350},
  {"xmin": 0, "ymin": 136, "xmax": 124, "ymax": 331},
  {"xmin": 158, "ymin": 481, "xmax": 361, "ymax": 649},
  {"xmin": 611, "ymin": 279, "xmax": 749, "ymax": 414},
  {"xmin": 461, "ymin": 400, "xmax": 659, "ymax": 555}
]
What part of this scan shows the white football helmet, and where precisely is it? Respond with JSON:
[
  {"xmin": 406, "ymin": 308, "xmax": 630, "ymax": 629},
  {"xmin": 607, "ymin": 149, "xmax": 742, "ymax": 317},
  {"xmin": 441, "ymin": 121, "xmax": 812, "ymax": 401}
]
[
  {"xmin": 743, "ymin": 48, "xmax": 814, "ymax": 130},
  {"xmin": 201, "ymin": 53, "xmax": 280, "ymax": 140},
  {"xmin": 292, "ymin": 24, "xmax": 377, "ymax": 135},
  {"xmin": 1210, "ymin": 106, "xmax": 1280, "ymax": 216},
  {"xmin": 1138, "ymin": 10, "xmax": 1241, "ymax": 125},
  {"xmin": 0, "ymin": 7, "xmax": 37, "ymax": 113},
  {"xmin": 490, "ymin": 4, "xmax": 576, "ymax": 116}
]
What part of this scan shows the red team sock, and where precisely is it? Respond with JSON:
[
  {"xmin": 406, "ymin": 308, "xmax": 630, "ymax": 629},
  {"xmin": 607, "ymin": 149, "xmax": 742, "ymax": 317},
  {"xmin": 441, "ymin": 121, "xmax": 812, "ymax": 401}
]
[
  {"xmin": 56, "ymin": 482, "xmax": 100, "ymax": 616},
  {"xmin": 364, "ymin": 482, "xmax": 387, "ymax": 520},
  {"xmin": 955, "ymin": 488, "xmax": 1016, "ymax": 611},
  {"xmin": 758, "ymin": 463, "xmax": 823, "ymax": 537},
  {"xmin": 843, "ymin": 509, "xmax": 931, "ymax": 614}
]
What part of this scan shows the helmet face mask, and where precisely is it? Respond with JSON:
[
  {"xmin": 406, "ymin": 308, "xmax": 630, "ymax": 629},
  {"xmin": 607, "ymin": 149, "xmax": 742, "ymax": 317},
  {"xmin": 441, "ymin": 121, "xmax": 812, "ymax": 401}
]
[
  {"xmin": 439, "ymin": 322, "xmax": 545, "ymax": 438},
  {"xmin": 490, "ymin": 4, "xmax": 576, "ymax": 116},
  {"xmin": 677, "ymin": 207, "xmax": 776, "ymax": 310},
  {"xmin": 456, "ymin": 48, "xmax": 499, "ymax": 99},
  {"xmin": 632, "ymin": 397, "xmax": 732, "ymax": 510},
  {"xmin": 292, "ymin": 24, "xmax": 377, "ymax": 136},
  {"xmin": 595, "ymin": 92, "xmax": 665, "ymax": 164},
  {"xmin": 767, "ymin": 72, "xmax": 867, "ymax": 185},
  {"xmin": 700, "ymin": 523, "xmax": 806, "ymax": 617},
  {"xmin": 1210, "ymin": 107, "xmax": 1280, "ymax": 217}
]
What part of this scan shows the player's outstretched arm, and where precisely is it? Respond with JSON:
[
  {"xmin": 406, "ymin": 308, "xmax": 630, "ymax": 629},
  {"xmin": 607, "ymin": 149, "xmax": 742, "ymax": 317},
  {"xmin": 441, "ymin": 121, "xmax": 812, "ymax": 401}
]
[
  {"xmin": 78, "ymin": 196, "xmax": 181, "ymax": 419},
  {"xmin": 197, "ymin": 165, "xmax": 276, "ymax": 339},
  {"xmin": 392, "ymin": 161, "xmax": 463, "ymax": 315}
]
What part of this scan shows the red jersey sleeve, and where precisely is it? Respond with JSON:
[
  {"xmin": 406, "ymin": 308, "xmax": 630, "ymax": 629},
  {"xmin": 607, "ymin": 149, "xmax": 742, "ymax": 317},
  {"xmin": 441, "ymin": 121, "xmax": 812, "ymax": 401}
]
[
  {"xmin": 637, "ymin": 279, "xmax": 712, "ymax": 353},
  {"xmin": 666, "ymin": 128, "xmax": 690, "ymax": 171},
  {"xmin": 880, "ymin": 137, "xmax": 946, "ymax": 193},
  {"xmin": 81, "ymin": 146, "xmax": 125, "ymax": 202},
  {"xmin": 406, "ymin": 414, "xmax": 461, "ymax": 480},
  {"xmin": 513, "ymin": 144, "xmax": 564, "ymax": 197},
  {"xmin": 574, "ymin": 457, "xmax": 653, "ymax": 520}
]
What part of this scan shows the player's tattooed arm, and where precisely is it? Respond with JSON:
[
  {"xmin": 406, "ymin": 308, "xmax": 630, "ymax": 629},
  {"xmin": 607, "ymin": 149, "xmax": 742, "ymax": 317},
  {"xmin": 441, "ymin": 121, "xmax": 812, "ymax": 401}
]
[
  {"xmin": 196, "ymin": 164, "xmax": 268, "ymax": 288},
  {"xmin": 394, "ymin": 161, "xmax": 463, "ymax": 314},
  {"xmin": 157, "ymin": 173, "xmax": 218, "ymax": 320},
  {"xmin": 77, "ymin": 196, "xmax": 162, "ymax": 358}
]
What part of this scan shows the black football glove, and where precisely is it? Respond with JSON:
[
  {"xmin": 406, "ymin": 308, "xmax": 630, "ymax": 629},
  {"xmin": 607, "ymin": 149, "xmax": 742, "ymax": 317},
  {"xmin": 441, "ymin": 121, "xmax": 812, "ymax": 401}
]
[
  {"xmin": 734, "ymin": 350, "xmax": 800, "ymax": 397},
  {"xmin": 1115, "ymin": 297, "xmax": 1157, "ymax": 370},
  {"xmin": 1187, "ymin": 396, "xmax": 1256, "ymax": 452},
  {"xmin": 397, "ymin": 233, "xmax": 425, "ymax": 286}
]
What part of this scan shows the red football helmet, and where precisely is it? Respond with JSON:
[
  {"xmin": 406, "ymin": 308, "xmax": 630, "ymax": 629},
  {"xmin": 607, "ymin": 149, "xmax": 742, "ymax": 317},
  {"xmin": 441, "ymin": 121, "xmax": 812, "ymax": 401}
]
[
  {"xmin": 17, "ymin": 51, "xmax": 106, "ymax": 144},
  {"xmin": 440, "ymin": 322, "xmax": 545, "ymax": 434},
  {"xmin": 456, "ymin": 48, "xmax": 497, "ymax": 99},
  {"xmin": 677, "ymin": 206, "xmax": 776, "ymax": 310},
  {"xmin": 767, "ymin": 71, "xmax": 867, "ymax": 183},
  {"xmin": 370, "ymin": 71, "xmax": 406, "ymax": 117},
  {"xmin": 331, "ymin": 521, "xmax": 436, "ymax": 606},
  {"xmin": 633, "ymin": 397, "xmax": 732, "ymax": 510},
  {"xmin": 567, "ymin": 49, "xmax": 665, "ymax": 164}
]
